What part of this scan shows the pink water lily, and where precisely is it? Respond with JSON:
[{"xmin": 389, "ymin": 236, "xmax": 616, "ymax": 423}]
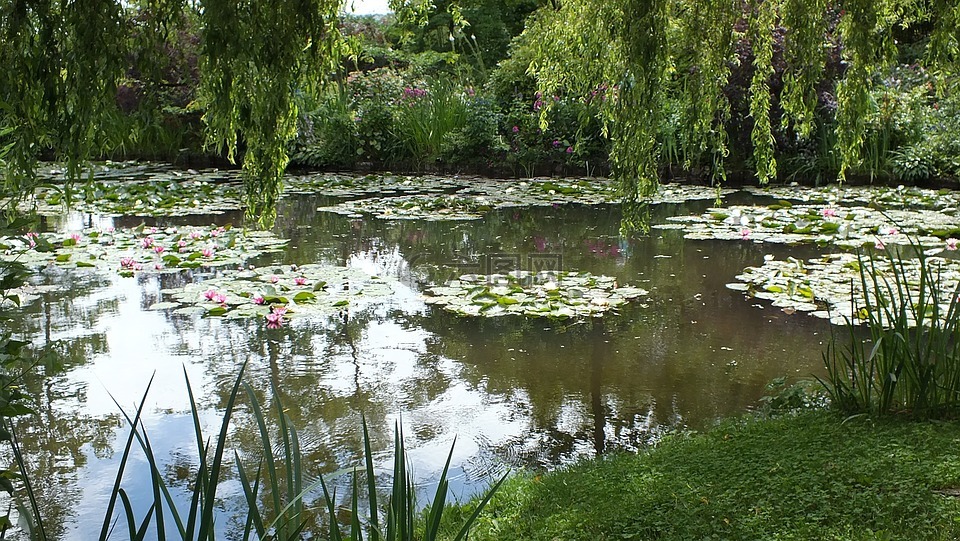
[
  {"xmin": 141, "ymin": 237, "xmax": 154, "ymax": 248},
  {"xmin": 190, "ymin": 231, "xmax": 203, "ymax": 239},
  {"xmin": 294, "ymin": 276, "xmax": 307, "ymax": 286},
  {"xmin": 201, "ymin": 247, "xmax": 215, "ymax": 258},
  {"xmin": 147, "ymin": 227, "xmax": 159, "ymax": 234},
  {"xmin": 272, "ymin": 305, "xmax": 288, "ymax": 316},
  {"xmin": 740, "ymin": 228, "xmax": 751, "ymax": 240},
  {"xmin": 105, "ymin": 227, "xmax": 115, "ymax": 233},
  {"xmin": 154, "ymin": 263, "xmax": 164, "ymax": 270},
  {"xmin": 253, "ymin": 293, "xmax": 265, "ymax": 305},
  {"xmin": 270, "ymin": 275, "xmax": 279, "ymax": 284},
  {"xmin": 177, "ymin": 240, "xmax": 188, "ymax": 248},
  {"xmin": 213, "ymin": 292, "xmax": 227, "ymax": 304},
  {"xmin": 69, "ymin": 233, "xmax": 82, "ymax": 242},
  {"xmin": 875, "ymin": 239, "xmax": 886, "ymax": 250},
  {"xmin": 153, "ymin": 245, "xmax": 165, "ymax": 254},
  {"xmin": 946, "ymin": 238, "xmax": 958, "ymax": 251},
  {"xmin": 132, "ymin": 262, "xmax": 143, "ymax": 271},
  {"xmin": 265, "ymin": 312, "xmax": 284, "ymax": 329},
  {"xmin": 120, "ymin": 257, "xmax": 137, "ymax": 269},
  {"xmin": 203, "ymin": 288, "xmax": 218, "ymax": 301},
  {"xmin": 821, "ymin": 208, "xmax": 838, "ymax": 218},
  {"xmin": 879, "ymin": 226, "xmax": 898, "ymax": 236}
]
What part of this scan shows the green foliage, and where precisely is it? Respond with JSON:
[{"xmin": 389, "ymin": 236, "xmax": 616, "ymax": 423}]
[
  {"xmin": 457, "ymin": 412, "xmax": 960, "ymax": 540},
  {"xmin": 197, "ymin": 0, "xmax": 346, "ymax": 228},
  {"xmin": 392, "ymin": 78, "xmax": 468, "ymax": 166},
  {"xmin": 820, "ymin": 240, "xmax": 960, "ymax": 418}
]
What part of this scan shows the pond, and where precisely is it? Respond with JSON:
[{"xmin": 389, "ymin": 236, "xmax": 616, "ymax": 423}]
[{"xmin": 9, "ymin": 166, "xmax": 920, "ymax": 539}]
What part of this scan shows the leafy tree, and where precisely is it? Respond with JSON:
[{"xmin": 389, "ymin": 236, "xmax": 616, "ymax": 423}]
[{"xmin": 523, "ymin": 0, "xmax": 960, "ymax": 231}]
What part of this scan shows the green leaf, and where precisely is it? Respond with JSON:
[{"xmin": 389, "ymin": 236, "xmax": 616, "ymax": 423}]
[
  {"xmin": 205, "ymin": 306, "xmax": 228, "ymax": 317},
  {"xmin": 293, "ymin": 291, "xmax": 316, "ymax": 302},
  {"xmin": 55, "ymin": 254, "xmax": 71, "ymax": 262},
  {"xmin": 333, "ymin": 300, "xmax": 348, "ymax": 307},
  {"xmin": 76, "ymin": 261, "xmax": 96, "ymax": 268}
]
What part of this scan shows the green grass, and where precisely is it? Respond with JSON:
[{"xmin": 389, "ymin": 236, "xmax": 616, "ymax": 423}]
[{"xmin": 450, "ymin": 411, "xmax": 960, "ymax": 540}]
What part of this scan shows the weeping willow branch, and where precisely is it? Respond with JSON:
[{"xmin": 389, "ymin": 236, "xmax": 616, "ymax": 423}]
[{"xmin": 198, "ymin": 0, "xmax": 345, "ymax": 228}]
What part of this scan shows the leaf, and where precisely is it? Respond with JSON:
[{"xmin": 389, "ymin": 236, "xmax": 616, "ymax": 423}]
[
  {"xmin": 55, "ymin": 254, "xmax": 71, "ymax": 262},
  {"xmin": 75, "ymin": 261, "xmax": 96, "ymax": 268},
  {"xmin": 333, "ymin": 300, "xmax": 348, "ymax": 307},
  {"xmin": 205, "ymin": 306, "xmax": 228, "ymax": 317},
  {"xmin": 293, "ymin": 291, "xmax": 316, "ymax": 302}
]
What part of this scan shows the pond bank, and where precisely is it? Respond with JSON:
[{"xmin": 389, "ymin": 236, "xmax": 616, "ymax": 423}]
[{"xmin": 445, "ymin": 410, "xmax": 960, "ymax": 540}]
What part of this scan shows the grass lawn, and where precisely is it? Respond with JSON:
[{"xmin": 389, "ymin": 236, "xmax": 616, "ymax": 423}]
[{"xmin": 448, "ymin": 411, "xmax": 960, "ymax": 540}]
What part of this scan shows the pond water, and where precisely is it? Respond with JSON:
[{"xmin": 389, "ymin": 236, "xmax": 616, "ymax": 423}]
[{"xmin": 10, "ymin": 172, "xmax": 837, "ymax": 539}]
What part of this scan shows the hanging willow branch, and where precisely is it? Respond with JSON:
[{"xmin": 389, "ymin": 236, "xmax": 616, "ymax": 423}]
[{"xmin": 198, "ymin": 0, "xmax": 345, "ymax": 228}]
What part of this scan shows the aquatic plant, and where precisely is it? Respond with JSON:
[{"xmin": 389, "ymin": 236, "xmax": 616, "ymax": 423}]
[{"xmin": 819, "ymin": 241, "xmax": 960, "ymax": 418}]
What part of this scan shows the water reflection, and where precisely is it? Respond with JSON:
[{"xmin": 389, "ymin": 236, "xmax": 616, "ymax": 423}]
[{"xmin": 10, "ymin": 188, "xmax": 833, "ymax": 539}]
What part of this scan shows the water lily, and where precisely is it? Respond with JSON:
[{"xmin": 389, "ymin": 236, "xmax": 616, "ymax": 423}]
[
  {"xmin": 105, "ymin": 226, "xmax": 115, "ymax": 233},
  {"xmin": 177, "ymin": 240, "xmax": 188, "ymax": 248},
  {"xmin": 189, "ymin": 231, "xmax": 203, "ymax": 240},
  {"xmin": 270, "ymin": 275, "xmax": 279, "ymax": 283},
  {"xmin": 947, "ymin": 238, "xmax": 958, "ymax": 251},
  {"xmin": 740, "ymin": 228, "xmax": 751, "ymax": 240},
  {"xmin": 153, "ymin": 245, "xmax": 165, "ymax": 254},
  {"xmin": 203, "ymin": 288, "xmax": 218, "ymax": 301},
  {"xmin": 875, "ymin": 239, "xmax": 886, "ymax": 250},
  {"xmin": 294, "ymin": 276, "xmax": 307, "ymax": 286},
  {"xmin": 821, "ymin": 208, "xmax": 838, "ymax": 218},
  {"xmin": 272, "ymin": 305, "xmax": 288, "ymax": 316},
  {"xmin": 265, "ymin": 312, "xmax": 284, "ymax": 329},
  {"xmin": 132, "ymin": 262, "xmax": 143, "ymax": 271},
  {"xmin": 154, "ymin": 263, "xmax": 164, "ymax": 270},
  {"xmin": 253, "ymin": 293, "xmax": 265, "ymax": 305},
  {"xmin": 146, "ymin": 227, "xmax": 159, "ymax": 234},
  {"xmin": 879, "ymin": 226, "xmax": 899, "ymax": 236},
  {"xmin": 69, "ymin": 233, "xmax": 82, "ymax": 242},
  {"xmin": 201, "ymin": 247, "xmax": 215, "ymax": 258},
  {"xmin": 213, "ymin": 292, "xmax": 227, "ymax": 304},
  {"xmin": 120, "ymin": 257, "xmax": 137, "ymax": 269},
  {"xmin": 141, "ymin": 237, "xmax": 154, "ymax": 248}
]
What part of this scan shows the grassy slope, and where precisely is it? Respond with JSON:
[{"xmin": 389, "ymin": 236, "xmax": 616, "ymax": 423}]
[{"xmin": 452, "ymin": 412, "xmax": 960, "ymax": 540}]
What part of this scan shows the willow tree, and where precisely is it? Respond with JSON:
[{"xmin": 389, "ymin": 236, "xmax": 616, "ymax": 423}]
[
  {"xmin": 1, "ymin": 0, "xmax": 346, "ymax": 226},
  {"xmin": 198, "ymin": 0, "xmax": 346, "ymax": 227},
  {"xmin": 527, "ymin": 0, "xmax": 960, "ymax": 231}
]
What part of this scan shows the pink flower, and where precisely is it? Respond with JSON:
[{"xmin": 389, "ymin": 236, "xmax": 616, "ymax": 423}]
[
  {"xmin": 946, "ymin": 238, "xmax": 958, "ymax": 251},
  {"xmin": 879, "ymin": 226, "xmax": 898, "ymax": 236},
  {"xmin": 213, "ymin": 292, "xmax": 227, "ymax": 304},
  {"xmin": 253, "ymin": 293, "xmax": 265, "ymax": 305},
  {"xmin": 178, "ymin": 240, "xmax": 188, "ymax": 248},
  {"xmin": 154, "ymin": 263, "xmax": 164, "ymax": 270},
  {"xmin": 25, "ymin": 232, "xmax": 38, "ymax": 238},
  {"xmin": 69, "ymin": 233, "xmax": 82, "ymax": 242},
  {"xmin": 875, "ymin": 239, "xmax": 886, "ymax": 250},
  {"xmin": 141, "ymin": 237, "xmax": 154, "ymax": 248},
  {"xmin": 272, "ymin": 305, "xmax": 288, "ymax": 316},
  {"xmin": 147, "ymin": 227, "xmax": 158, "ymax": 234},
  {"xmin": 120, "ymin": 257, "xmax": 136, "ymax": 269},
  {"xmin": 153, "ymin": 245, "xmax": 165, "ymax": 254},
  {"xmin": 265, "ymin": 312, "xmax": 284, "ymax": 329},
  {"xmin": 210, "ymin": 229, "xmax": 221, "ymax": 238},
  {"xmin": 270, "ymin": 275, "xmax": 279, "ymax": 283},
  {"xmin": 202, "ymin": 247, "xmax": 215, "ymax": 258},
  {"xmin": 28, "ymin": 239, "xmax": 36, "ymax": 248},
  {"xmin": 132, "ymin": 263, "xmax": 143, "ymax": 271},
  {"xmin": 821, "ymin": 208, "xmax": 838, "ymax": 218},
  {"xmin": 290, "ymin": 263, "xmax": 298, "ymax": 271},
  {"xmin": 566, "ymin": 146, "xmax": 573, "ymax": 154},
  {"xmin": 190, "ymin": 231, "xmax": 203, "ymax": 239},
  {"xmin": 740, "ymin": 228, "xmax": 751, "ymax": 240},
  {"xmin": 203, "ymin": 289, "xmax": 218, "ymax": 301},
  {"xmin": 512, "ymin": 125, "xmax": 519, "ymax": 134},
  {"xmin": 106, "ymin": 227, "xmax": 115, "ymax": 233},
  {"xmin": 294, "ymin": 276, "xmax": 307, "ymax": 286},
  {"xmin": 552, "ymin": 140, "xmax": 560, "ymax": 148}
]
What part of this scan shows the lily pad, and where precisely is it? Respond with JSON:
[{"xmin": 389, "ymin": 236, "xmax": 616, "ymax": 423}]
[
  {"xmin": 0, "ymin": 224, "xmax": 288, "ymax": 275},
  {"xmin": 729, "ymin": 253, "xmax": 960, "ymax": 326},
  {"xmin": 154, "ymin": 263, "xmax": 397, "ymax": 322},
  {"xmin": 423, "ymin": 271, "xmax": 648, "ymax": 319},
  {"xmin": 656, "ymin": 203, "xmax": 960, "ymax": 249}
]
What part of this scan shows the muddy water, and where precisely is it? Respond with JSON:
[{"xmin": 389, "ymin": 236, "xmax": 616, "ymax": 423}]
[{"xmin": 10, "ymin": 185, "xmax": 831, "ymax": 539}]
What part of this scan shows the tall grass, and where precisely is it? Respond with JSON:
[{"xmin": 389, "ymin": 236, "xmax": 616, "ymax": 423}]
[
  {"xmin": 820, "ymin": 240, "xmax": 960, "ymax": 418},
  {"xmin": 10, "ymin": 364, "xmax": 504, "ymax": 540},
  {"xmin": 393, "ymin": 78, "xmax": 468, "ymax": 167}
]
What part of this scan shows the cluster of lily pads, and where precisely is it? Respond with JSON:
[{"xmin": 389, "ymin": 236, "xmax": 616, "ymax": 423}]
[
  {"xmin": 284, "ymin": 173, "xmax": 464, "ymax": 198},
  {"xmin": 744, "ymin": 184, "xmax": 960, "ymax": 211},
  {"xmin": 727, "ymin": 253, "xmax": 960, "ymax": 326},
  {"xmin": 317, "ymin": 179, "xmax": 732, "ymax": 221},
  {"xmin": 0, "ymin": 224, "xmax": 287, "ymax": 275},
  {"xmin": 422, "ymin": 271, "xmax": 648, "ymax": 319},
  {"xmin": 657, "ymin": 202, "xmax": 960, "ymax": 249},
  {"xmin": 153, "ymin": 264, "xmax": 396, "ymax": 321},
  {"xmin": 24, "ymin": 166, "xmax": 243, "ymax": 217}
]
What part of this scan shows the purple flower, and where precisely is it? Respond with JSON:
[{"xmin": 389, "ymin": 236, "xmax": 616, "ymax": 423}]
[
  {"xmin": 552, "ymin": 140, "xmax": 561, "ymax": 148},
  {"xmin": 566, "ymin": 146, "xmax": 573, "ymax": 154},
  {"xmin": 946, "ymin": 238, "xmax": 958, "ymax": 251},
  {"xmin": 512, "ymin": 125, "xmax": 519, "ymax": 134}
]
